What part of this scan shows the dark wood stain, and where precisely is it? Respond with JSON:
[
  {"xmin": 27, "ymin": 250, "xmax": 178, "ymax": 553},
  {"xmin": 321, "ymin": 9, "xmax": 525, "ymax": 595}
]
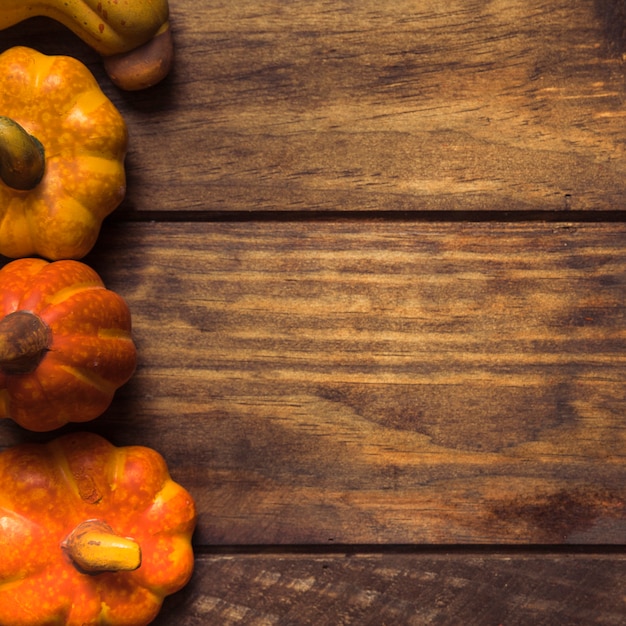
[{"xmin": 491, "ymin": 488, "xmax": 626, "ymax": 543}]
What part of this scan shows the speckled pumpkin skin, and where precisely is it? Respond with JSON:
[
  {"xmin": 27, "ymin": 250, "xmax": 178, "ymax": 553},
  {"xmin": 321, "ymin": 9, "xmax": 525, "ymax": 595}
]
[
  {"xmin": 0, "ymin": 258, "xmax": 137, "ymax": 431},
  {"xmin": 0, "ymin": 432, "xmax": 197, "ymax": 626},
  {"xmin": 0, "ymin": 46, "xmax": 127, "ymax": 260}
]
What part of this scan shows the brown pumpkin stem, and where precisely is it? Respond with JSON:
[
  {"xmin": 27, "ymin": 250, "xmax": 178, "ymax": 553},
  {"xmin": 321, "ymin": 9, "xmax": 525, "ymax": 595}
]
[
  {"xmin": 62, "ymin": 520, "xmax": 142, "ymax": 574},
  {"xmin": 0, "ymin": 311, "xmax": 50, "ymax": 375},
  {"xmin": 0, "ymin": 116, "xmax": 45, "ymax": 190}
]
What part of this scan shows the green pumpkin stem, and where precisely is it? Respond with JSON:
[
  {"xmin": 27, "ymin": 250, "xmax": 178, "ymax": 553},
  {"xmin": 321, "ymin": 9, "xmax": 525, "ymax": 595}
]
[
  {"xmin": 0, "ymin": 116, "xmax": 45, "ymax": 190},
  {"xmin": 0, "ymin": 311, "xmax": 50, "ymax": 375}
]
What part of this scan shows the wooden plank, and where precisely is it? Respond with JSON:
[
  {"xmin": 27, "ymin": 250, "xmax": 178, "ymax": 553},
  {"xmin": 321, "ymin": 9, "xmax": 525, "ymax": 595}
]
[
  {"xmin": 151, "ymin": 552, "xmax": 626, "ymax": 625},
  {"xmin": 2, "ymin": 2, "xmax": 626, "ymax": 213},
  {"xmin": 2, "ymin": 220, "xmax": 624, "ymax": 545}
]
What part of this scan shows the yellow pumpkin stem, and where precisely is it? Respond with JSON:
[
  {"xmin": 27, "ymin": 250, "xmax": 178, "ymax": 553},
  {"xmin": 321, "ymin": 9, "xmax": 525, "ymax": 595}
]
[
  {"xmin": 62, "ymin": 520, "xmax": 142, "ymax": 574},
  {"xmin": 0, "ymin": 116, "xmax": 45, "ymax": 190},
  {"xmin": 0, "ymin": 311, "xmax": 50, "ymax": 375}
]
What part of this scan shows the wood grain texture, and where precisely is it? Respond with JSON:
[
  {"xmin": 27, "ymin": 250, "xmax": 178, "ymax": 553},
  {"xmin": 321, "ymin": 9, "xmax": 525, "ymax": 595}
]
[
  {"xmin": 2, "ymin": 221, "xmax": 623, "ymax": 545},
  {"xmin": 2, "ymin": 1, "xmax": 626, "ymax": 622},
  {"xmin": 151, "ymin": 553, "xmax": 626, "ymax": 625},
  {"xmin": 3, "ymin": 1, "xmax": 626, "ymax": 213}
]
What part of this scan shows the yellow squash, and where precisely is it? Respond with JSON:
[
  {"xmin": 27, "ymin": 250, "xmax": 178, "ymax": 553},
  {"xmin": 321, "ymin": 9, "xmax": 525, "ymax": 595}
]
[
  {"xmin": 0, "ymin": 0, "xmax": 173, "ymax": 90},
  {"xmin": 0, "ymin": 46, "xmax": 127, "ymax": 260}
]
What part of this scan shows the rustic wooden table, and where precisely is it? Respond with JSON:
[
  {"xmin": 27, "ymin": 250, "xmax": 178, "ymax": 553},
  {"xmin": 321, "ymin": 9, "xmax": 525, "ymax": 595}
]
[{"xmin": 2, "ymin": 1, "xmax": 626, "ymax": 623}]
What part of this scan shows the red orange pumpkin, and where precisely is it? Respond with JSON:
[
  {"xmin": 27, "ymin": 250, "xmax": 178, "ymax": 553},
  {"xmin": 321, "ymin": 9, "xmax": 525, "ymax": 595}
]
[
  {"xmin": 0, "ymin": 258, "xmax": 136, "ymax": 431},
  {"xmin": 0, "ymin": 431, "xmax": 196, "ymax": 625}
]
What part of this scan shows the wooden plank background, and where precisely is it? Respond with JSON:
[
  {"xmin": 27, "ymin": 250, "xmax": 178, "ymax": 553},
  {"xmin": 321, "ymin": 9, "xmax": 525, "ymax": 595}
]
[{"xmin": 1, "ymin": 1, "xmax": 626, "ymax": 623}]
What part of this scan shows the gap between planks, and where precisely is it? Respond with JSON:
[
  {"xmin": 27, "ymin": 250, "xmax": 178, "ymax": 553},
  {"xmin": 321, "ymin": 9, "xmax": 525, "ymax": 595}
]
[
  {"xmin": 193, "ymin": 543, "xmax": 626, "ymax": 557},
  {"xmin": 112, "ymin": 209, "xmax": 626, "ymax": 224}
]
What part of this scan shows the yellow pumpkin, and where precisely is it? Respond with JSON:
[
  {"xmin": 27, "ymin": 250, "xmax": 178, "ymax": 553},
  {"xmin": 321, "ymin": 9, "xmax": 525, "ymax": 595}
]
[{"xmin": 0, "ymin": 46, "xmax": 127, "ymax": 260}]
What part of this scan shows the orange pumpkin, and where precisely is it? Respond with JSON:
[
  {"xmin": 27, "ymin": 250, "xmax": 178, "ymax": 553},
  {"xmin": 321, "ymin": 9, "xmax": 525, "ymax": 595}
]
[
  {"xmin": 0, "ymin": 431, "xmax": 197, "ymax": 626},
  {"xmin": 0, "ymin": 46, "xmax": 128, "ymax": 260},
  {"xmin": 0, "ymin": 258, "xmax": 136, "ymax": 431}
]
